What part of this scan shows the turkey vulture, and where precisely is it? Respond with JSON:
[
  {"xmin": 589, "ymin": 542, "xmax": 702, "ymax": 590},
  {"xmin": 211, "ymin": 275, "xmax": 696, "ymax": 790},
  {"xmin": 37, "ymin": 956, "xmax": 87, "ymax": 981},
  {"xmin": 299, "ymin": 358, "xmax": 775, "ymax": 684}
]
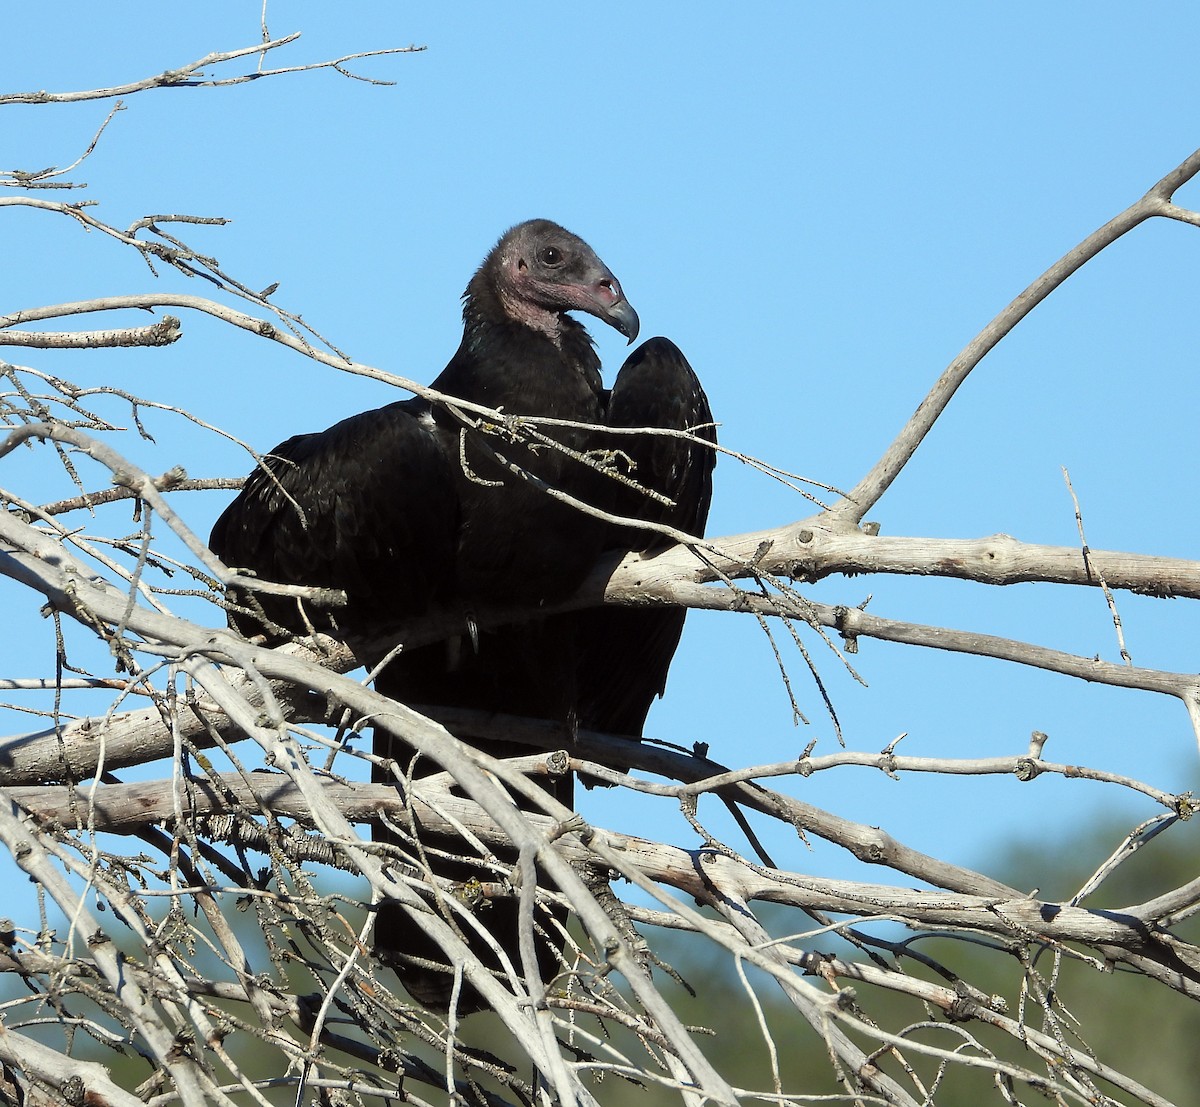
[{"xmin": 209, "ymin": 220, "xmax": 714, "ymax": 1010}]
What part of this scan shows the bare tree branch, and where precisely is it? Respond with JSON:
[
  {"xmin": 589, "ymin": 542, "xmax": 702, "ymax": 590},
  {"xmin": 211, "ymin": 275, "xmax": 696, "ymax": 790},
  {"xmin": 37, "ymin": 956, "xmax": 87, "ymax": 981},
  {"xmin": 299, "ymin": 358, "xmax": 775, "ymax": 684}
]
[
  {"xmin": 827, "ymin": 145, "xmax": 1200, "ymax": 526},
  {"xmin": 5, "ymin": 34, "xmax": 1200, "ymax": 1105},
  {"xmin": 0, "ymin": 35, "xmax": 424, "ymax": 106},
  {"xmin": 0, "ymin": 316, "xmax": 181, "ymax": 348}
]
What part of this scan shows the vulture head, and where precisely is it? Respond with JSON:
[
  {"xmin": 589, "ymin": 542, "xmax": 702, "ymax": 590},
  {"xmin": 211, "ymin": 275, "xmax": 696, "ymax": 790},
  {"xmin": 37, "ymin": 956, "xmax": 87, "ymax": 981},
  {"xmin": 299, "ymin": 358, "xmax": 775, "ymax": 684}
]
[{"xmin": 472, "ymin": 219, "xmax": 640, "ymax": 344}]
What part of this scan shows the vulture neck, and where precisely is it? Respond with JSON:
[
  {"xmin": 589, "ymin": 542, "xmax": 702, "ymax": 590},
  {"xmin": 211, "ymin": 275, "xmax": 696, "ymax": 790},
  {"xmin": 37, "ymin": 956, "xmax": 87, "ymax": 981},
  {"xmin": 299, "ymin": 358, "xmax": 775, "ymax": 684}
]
[
  {"xmin": 495, "ymin": 286, "xmax": 565, "ymax": 347},
  {"xmin": 436, "ymin": 278, "xmax": 604, "ymax": 411},
  {"xmin": 463, "ymin": 269, "xmax": 573, "ymax": 345}
]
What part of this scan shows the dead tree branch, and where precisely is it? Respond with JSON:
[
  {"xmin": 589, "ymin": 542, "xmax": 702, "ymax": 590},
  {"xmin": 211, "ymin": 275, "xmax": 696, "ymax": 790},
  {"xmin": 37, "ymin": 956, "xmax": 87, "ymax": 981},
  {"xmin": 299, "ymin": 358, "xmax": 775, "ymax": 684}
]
[{"xmin": 5, "ymin": 38, "xmax": 1200, "ymax": 1104}]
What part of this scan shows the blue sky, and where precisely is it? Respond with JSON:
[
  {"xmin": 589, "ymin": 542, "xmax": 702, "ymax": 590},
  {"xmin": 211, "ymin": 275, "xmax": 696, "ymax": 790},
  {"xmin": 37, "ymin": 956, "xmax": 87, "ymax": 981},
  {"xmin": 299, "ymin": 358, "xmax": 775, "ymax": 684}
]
[{"xmin": 4, "ymin": 4, "xmax": 1200, "ymax": 911}]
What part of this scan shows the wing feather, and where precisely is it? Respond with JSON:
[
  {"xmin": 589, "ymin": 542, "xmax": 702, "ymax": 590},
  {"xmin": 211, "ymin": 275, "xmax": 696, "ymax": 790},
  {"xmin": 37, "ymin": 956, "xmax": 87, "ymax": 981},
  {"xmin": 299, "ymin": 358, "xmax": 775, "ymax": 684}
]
[
  {"xmin": 209, "ymin": 398, "xmax": 458, "ymax": 638},
  {"xmin": 575, "ymin": 337, "xmax": 716, "ymax": 736}
]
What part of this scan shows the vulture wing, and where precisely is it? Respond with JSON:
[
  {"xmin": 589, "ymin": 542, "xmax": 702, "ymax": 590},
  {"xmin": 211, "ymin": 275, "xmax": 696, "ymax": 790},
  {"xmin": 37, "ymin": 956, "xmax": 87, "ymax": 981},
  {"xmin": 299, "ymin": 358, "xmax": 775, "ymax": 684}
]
[
  {"xmin": 209, "ymin": 399, "xmax": 458, "ymax": 641},
  {"xmin": 576, "ymin": 336, "xmax": 716, "ymax": 736}
]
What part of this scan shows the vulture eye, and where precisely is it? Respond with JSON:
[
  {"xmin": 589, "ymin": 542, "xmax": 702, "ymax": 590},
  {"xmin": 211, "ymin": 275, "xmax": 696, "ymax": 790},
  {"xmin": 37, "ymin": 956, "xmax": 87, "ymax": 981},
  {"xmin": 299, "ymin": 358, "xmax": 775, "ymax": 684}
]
[{"xmin": 538, "ymin": 245, "xmax": 564, "ymax": 267}]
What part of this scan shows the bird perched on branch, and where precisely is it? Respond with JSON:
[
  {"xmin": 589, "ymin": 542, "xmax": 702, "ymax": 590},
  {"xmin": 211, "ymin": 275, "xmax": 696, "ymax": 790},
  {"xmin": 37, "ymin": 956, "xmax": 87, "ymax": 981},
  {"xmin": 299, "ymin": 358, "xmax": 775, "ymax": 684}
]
[{"xmin": 210, "ymin": 219, "xmax": 714, "ymax": 1010}]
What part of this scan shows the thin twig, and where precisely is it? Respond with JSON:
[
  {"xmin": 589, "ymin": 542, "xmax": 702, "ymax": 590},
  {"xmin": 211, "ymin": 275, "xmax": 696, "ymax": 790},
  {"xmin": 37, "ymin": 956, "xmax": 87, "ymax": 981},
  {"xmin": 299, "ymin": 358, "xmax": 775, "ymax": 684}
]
[{"xmin": 0, "ymin": 36, "xmax": 424, "ymax": 106}]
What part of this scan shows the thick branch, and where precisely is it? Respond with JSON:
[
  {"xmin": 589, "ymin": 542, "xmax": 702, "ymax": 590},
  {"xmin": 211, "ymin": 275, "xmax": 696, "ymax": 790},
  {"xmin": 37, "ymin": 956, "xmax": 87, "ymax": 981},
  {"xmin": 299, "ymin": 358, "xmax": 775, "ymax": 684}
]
[
  {"xmin": 0, "ymin": 316, "xmax": 181, "ymax": 348},
  {"xmin": 0, "ymin": 1023, "xmax": 144, "ymax": 1107},
  {"xmin": 600, "ymin": 518, "xmax": 1200, "ymax": 600}
]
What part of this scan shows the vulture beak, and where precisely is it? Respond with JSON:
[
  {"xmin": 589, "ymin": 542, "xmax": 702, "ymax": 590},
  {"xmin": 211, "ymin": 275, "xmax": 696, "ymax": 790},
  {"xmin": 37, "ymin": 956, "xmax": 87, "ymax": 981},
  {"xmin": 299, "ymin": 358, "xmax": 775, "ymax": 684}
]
[
  {"xmin": 606, "ymin": 297, "xmax": 640, "ymax": 344},
  {"xmin": 586, "ymin": 273, "xmax": 639, "ymax": 344}
]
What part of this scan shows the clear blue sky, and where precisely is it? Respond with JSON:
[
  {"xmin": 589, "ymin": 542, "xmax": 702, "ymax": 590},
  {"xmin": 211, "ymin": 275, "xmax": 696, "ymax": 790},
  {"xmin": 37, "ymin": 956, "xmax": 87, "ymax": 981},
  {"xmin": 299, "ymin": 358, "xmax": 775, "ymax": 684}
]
[{"xmin": 4, "ymin": 4, "xmax": 1200, "ymax": 909}]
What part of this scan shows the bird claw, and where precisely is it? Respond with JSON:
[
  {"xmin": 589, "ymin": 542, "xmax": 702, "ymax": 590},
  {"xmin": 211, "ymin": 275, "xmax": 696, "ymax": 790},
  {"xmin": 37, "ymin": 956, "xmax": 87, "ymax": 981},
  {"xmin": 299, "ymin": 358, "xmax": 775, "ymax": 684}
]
[
  {"xmin": 481, "ymin": 409, "xmax": 533, "ymax": 442},
  {"xmin": 583, "ymin": 447, "xmax": 635, "ymax": 474}
]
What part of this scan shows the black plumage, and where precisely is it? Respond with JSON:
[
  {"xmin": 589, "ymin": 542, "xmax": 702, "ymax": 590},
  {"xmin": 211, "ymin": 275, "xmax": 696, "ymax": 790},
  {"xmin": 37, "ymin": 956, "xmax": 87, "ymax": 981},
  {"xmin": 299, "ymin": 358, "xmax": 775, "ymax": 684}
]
[
  {"xmin": 574, "ymin": 337, "xmax": 716, "ymax": 737},
  {"xmin": 209, "ymin": 220, "xmax": 714, "ymax": 1010}
]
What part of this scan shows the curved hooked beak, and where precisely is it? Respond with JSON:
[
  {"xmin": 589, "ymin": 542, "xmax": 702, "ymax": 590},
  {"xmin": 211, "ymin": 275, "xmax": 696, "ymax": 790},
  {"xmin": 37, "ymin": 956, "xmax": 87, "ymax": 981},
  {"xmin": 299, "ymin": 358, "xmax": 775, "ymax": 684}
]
[
  {"xmin": 539, "ymin": 252, "xmax": 642, "ymax": 344},
  {"xmin": 589, "ymin": 275, "xmax": 640, "ymax": 344},
  {"xmin": 605, "ymin": 296, "xmax": 640, "ymax": 344}
]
